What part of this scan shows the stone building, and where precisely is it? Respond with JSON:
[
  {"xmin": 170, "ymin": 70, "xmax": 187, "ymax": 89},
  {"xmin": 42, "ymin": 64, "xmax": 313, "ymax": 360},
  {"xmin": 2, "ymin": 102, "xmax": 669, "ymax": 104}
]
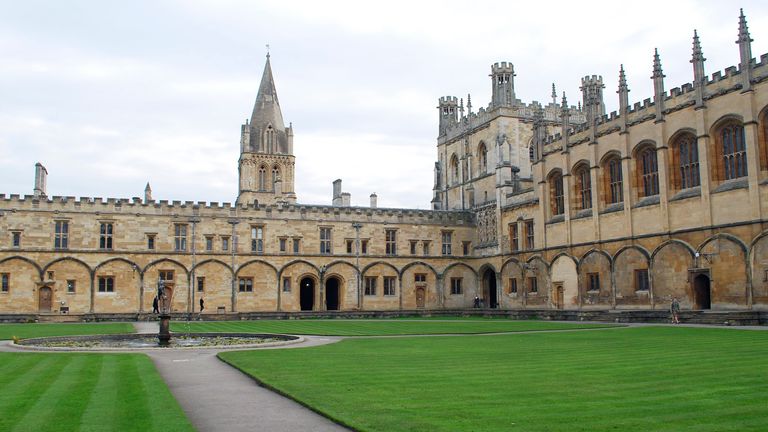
[{"xmin": 1, "ymin": 10, "xmax": 767, "ymax": 316}]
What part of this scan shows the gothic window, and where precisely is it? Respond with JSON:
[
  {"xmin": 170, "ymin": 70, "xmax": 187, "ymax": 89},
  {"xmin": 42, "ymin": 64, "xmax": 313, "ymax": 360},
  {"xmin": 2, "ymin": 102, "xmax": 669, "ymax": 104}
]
[
  {"xmin": 320, "ymin": 227, "xmax": 332, "ymax": 255},
  {"xmin": 510, "ymin": 223, "xmax": 519, "ymax": 252},
  {"xmin": 251, "ymin": 226, "xmax": 264, "ymax": 254},
  {"xmin": 549, "ymin": 172, "xmax": 564, "ymax": 217},
  {"xmin": 575, "ymin": 165, "xmax": 592, "ymax": 210},
  {"xmin": 385, "ymin": 229, "xmax": 397, "ymax": 256},
  {"xmin": 529, "ymin": 142, "xmax": 535, "ymax": 162},
  {"xmin": 524, "ymin": 220, "xmax": 534, "ymax": 250},
  {"xmin": 441, "ymin": 231, "xmax": 452, "ymax": 256},
  {"xmin": 637, "ymin": 147, "xmax": 659, "ymax": 197},
  {"xmin": 174, "ymin": 224, "xmax": 187, "ymax": 251},
  {"xmin": 238, "ymin": 277, "xmax": 253, "ymax": 292},
  {"xmin": 265, "ymin": 126, "xmax": 275, "ymax": 153},
  {"xmin": 258, "ymin": 166, "xmax": 267, "ymax": 191},
  {"xmin": 603, "ymin": 156, "xmax": 623, "ymax": 205},
  {"xmin": 673, "ymin": 133, "xmax": 700, "ymax": 190},
  {"xmin": 99, "ymin": 223, "xmax": 113, "ymax": 250},
  {"xmin": 54, "ymin": 220, "xmax": 69, "ymax": 249},
  {"xmin": 720, "ymin": 122, "xmax": 747, "ymax": 180},
  {"xmin": 450, "ymin": 154, "xmax": 459, "ymax": 185},
  {"xmin": 478, "ymin": 142, "xmax": 488, "ymax": 174}
]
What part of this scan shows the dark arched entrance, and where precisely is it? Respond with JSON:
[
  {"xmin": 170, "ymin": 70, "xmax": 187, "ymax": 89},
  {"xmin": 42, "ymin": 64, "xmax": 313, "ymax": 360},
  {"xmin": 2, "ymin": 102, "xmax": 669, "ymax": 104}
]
[
  {"xmin": 693, "ymin": 274, "xmax": 711, "ymax": 310},
  {"xmin": 325, "ymin": 277, "xmax": 340, "ymax": 311},
  {"xmin": 483, "ymin": 269, "xmax": 498, "ymax": 309},
  {"xmin": 300, "ymin": 277, "xmax": 315, "ymax": 311},
  {"xmin": 38, "ymin": 286, "xmax": 52, "ymax": 312}
]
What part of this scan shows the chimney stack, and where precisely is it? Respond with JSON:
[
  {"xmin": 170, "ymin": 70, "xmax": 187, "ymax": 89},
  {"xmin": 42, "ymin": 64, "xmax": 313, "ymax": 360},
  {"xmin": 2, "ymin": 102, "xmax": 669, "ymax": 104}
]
[
  {"xmin": 370, "ymin": 193, "xmax": 378, "ymax": 208},
  {"xmin": 332, "ymin": 179, "xmax": 343, "ymax": 206},
  {"xmin": 144, "ymin": 182, "xmax": 153, "ymax": 202},
  {"xmin": 34, "ymin": 163, "xmax": 47, "ymax": 198}
]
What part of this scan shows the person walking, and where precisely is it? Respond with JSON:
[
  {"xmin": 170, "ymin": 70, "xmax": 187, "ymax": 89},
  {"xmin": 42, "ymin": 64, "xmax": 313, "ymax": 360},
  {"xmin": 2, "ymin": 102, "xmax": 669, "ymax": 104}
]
[
  {"xmin": 152, "ymin": 296, "xmax": 159, "ymax": 314},
  {"xmin": 670, "ymin": 297, "xmax": 680, "ymax": 324},
  {"xmin": 199, "ymin": 297, "xmax": 204, "ymax": 313}
]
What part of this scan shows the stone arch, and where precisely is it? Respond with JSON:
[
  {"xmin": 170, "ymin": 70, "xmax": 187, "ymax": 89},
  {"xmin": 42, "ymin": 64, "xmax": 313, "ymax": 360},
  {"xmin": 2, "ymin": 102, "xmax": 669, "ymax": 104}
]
[
  {"xmin": 441, "ymin": 262, "xmax": 478, "ymax": 279},
  {"xmin": 324, "ymin": 260, "xmax": 359, "ymax": 276},
  {"xmin": 0, "ymin": 256, "xmax": 44, "ymax": 312},
  {"xmin": 361, "ymin": 262, "xmax": 400, "ymax": 310},
  {"xmin": 613, "ymin": 245, "xmax": 651, "ymax": 308},
  {"xmin": 43, "ymin": 256, "xmax": 93, "ymax": 276},
  {"xmin": 143, "ymin": 258, "xmax": 189, "ymax": 279},
  {"xmin": 500, "ymin": 258, "xmax": 524, "ymax": 308},
  {"xmin": 579, "ymin": 249, "xmax": 612, "ymax": 307},
  {"xmin": 236, "ymin": 260, "xmax": 279, "ymax": 312},
  {"xmin": 748, "ymin": 231, "xmax": 768, "ymax": 308},
  {"xmin": 442, "ymin": 262, "xmax": 476, "ymax": 309},
  {"xmin": 598, "ymin": 149, "xmax": 623, "ymax": 166},
  {"xmin": 709, "ymin": 114, "xmax": 747, "ymax": 183},
  {"xmin": 400, "ymin": 261, "xmax": 438, "ymax": 279},
  {"xmin": 95, "ymin": 257, "xmax": 142, "ymax": 313},
  {"xmin": 279, "ymin": 261, "xmax": 320, "ymax": 312},
  {"xmin": 401, "ymin": 262, "xmax": 439, "ymax": 310},
  {"xmin": 143, "ymin": 259, "xmax": 190, "ymax": 313},
  {"xmin": 550, "ymin": 254, "xmax": 579, "ymax": 310},
  {"xmin": 524, "ymin": 256, "xmax": 550, "ymax": 307},
  {"xmin": 44, "ymin": 257, "xmax": 94, "ymax": 314},
  {"xmin": 697, "ymin": 234, "xmax": 748, "ymax": 309},
  {"xmin": 324, "ymin": 260, "xmax": 358, "ymax": 310},
  {"xmin": 651, "ymin": 241, "xmax": 695, "ymax": 309},
  {"xmin": 631, "ymin": 139, "xmax": 657, "ymax": 156},
  {"xmin": 361, "ymin": 261, "xmax": 400, "ymax": 277},
  {"xmin": 192, "ymin": 259, "xmax": 234, "ymax": 314},
  {"xmin": 94, "ymin": 257, "xmax": 138, "ymax": 275}
]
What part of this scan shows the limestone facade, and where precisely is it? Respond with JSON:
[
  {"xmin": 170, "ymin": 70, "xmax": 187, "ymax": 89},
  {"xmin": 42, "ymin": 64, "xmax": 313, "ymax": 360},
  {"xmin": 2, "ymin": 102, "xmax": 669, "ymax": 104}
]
[{"xmin": 1, "ymin": 10, "xmax": 768, "ymax": 315}]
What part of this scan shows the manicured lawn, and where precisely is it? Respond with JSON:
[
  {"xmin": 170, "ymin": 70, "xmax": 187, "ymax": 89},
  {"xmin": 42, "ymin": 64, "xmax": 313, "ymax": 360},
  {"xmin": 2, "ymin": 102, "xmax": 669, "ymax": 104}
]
[
  {"xmin": 0, "ymin": 323, "xmax": 135, "ymax": 340},
  {"xmin": 0, "ymin": 353, "xmax": 194, "ymax": 432},
  {"xmin": 220, "ymin": 327, "xmax": 768, "ymax": 432},
  {"xmin": 171, "ymin": 318, "xmax": 615, "ymax": 336}
]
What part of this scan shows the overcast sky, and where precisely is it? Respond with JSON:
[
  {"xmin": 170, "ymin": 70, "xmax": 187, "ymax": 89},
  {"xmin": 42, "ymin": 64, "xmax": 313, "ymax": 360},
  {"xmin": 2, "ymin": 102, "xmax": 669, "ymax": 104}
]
[{"xmin": 1, "ymin": 1, "xmax": 766, "ymax": 208}]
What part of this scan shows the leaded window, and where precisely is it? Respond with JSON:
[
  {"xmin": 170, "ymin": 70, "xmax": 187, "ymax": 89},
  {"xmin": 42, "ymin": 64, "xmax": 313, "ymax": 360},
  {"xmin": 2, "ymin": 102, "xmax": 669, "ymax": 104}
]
[
  {"xmin": 678, "ymin": 134, "xmax": 700, "ymax": 189},
  {"xmin": 722, "ymin": 123, "xmax": 747, "ymax": 180},
  {"xmin": 640, "ymin": 148, "xmax": 659, "ymax": 197}
]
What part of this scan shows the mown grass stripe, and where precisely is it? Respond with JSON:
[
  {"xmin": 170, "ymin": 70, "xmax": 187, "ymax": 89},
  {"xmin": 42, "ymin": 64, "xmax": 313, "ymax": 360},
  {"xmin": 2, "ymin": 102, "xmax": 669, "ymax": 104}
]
[
  {"xmin": 0, "ymin": 354, "xmax": 69, "ymax": 431},
  {"xmin": 0, "ymin": 323, "xmax": 134, "ymax": 340}
]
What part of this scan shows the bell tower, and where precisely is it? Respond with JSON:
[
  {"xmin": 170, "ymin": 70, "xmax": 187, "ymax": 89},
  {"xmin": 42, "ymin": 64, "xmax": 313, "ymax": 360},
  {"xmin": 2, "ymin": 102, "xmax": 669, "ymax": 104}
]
[{"xmin": 237, "ymin": 54, "xmax": 297, "ymax": 205}]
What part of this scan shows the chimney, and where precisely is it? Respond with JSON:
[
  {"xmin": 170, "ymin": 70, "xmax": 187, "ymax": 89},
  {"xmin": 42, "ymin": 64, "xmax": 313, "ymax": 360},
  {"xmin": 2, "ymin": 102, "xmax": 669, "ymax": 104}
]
[
  {"xmin": 34, "ymin": 162, "xmax": 47, "ymax": 198},
  {"xmin": 332, "ymin": 179, "xmax": 343, "ymax": 206},
  {"xmin": 370, "ymin": 193, "xmax": 378, "ymax": 208},
  {"xmin": 341, "ymin": 192, "xmax": 351, "ymax": 207}
]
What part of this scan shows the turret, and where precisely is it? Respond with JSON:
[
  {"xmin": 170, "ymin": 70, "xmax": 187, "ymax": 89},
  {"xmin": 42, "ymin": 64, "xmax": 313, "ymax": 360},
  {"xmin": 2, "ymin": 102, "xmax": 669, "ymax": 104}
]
[
  {"xmin": 652, "ymin": 49, "xmax": 665, "ymax": 122},
  {"xmin": 691, "ymin": 30, "xmax": 707, "ymax": 108},
  {"xmin": 437, "ymin": 96, "xmax": 459, "ymax": 136},
  {"xmin": 580, "ymin": 75, "xmax": 605, "ymax": 124},
  {"xmin": 490, "ymin": 62, "xmax": 516, "ymax": 108},
  {"xmin": 144, "ymin": 182, "xmax": 152, "ymax": 202},
  {"xmin": 736, "ymin": 8, "xmax": 753, "ymax": 92}
]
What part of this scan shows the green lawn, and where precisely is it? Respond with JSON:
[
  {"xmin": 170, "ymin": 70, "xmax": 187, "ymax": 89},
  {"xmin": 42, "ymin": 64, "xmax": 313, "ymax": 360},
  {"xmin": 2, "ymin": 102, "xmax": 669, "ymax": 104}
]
[
  {"xmin": 0, "ymin": 323, "xmax": 135, "ymax": 340},
  {"xmin": 170, "ymin": 318, "xmax": 615, "ymax": 336},
  {"xmin": 220, "ymin": 326, "xmax": 768, "ymax": 432},
  {"xmin": 0, "ymin": 352, "xmax": 193, "ymax": 432}
]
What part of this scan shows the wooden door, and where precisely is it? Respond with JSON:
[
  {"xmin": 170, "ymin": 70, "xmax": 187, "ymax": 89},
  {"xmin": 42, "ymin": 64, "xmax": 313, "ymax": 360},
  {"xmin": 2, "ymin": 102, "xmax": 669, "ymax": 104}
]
[
  {"xmin": 415, "ymin": 287, "xmax": 425, "ymax": 308},
  {"xmin": 39, "ymin": 286, "xmax": 52, "ymax": 312},
  {"xmin": 555, "ymin": 284, "xmax": 564, "ymax": 310}
]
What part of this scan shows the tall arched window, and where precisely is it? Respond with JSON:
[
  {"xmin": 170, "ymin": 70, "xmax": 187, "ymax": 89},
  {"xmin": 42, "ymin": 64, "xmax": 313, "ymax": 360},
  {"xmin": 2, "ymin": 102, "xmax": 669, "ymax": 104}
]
[
  {"xmin": 638, "ymin": 147, "xmax": 659, "ymax": 197},
  {"xmin": 258, "ymin": 166, "xmax": 267, "ymax": 191},
  {"xmin": 675, "ymin": 133, "xmax": 700, "ymax": 189},
  {"xmin": 272, "ymin": 165, "xmax": 280, "ymax": 191},
  {"xmin": 575, "ymin": 165, "xmax": 592, "ymax": 210},
  {"xmin": 478, "ymin": 142, "xmax": 488, "ymax": 174},
  {"xmin": 603, "ymin": 156, "xmax": 623, "ymax": 205},
  {"xmin": 265, "ymin": 126, "xmax": 275, "ymax": 153},
  {"xmin": 549, "ymin": 172, "xmax": 564, "ymax": 216},
  {"xmin": 450, "ymin": 154, "xmax": 460, "ymax": 185},
  {"xmin": 721, "ymin": 123, "xmax": 747, "ymax": 180}
]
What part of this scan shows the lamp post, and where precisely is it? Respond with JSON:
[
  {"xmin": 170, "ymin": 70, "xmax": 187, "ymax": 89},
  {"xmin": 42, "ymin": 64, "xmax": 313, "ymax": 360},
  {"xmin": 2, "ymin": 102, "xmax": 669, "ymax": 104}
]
[{"xmin": 352, "ymin": 222, "xmax": 362, "ymax": 309}]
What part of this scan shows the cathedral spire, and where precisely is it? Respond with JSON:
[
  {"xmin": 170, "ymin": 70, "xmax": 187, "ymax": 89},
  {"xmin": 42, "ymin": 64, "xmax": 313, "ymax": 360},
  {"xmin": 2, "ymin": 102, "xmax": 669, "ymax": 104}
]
[{"xmin": 251, "ymin": 53, "xmax": 286, "ymax": 133}]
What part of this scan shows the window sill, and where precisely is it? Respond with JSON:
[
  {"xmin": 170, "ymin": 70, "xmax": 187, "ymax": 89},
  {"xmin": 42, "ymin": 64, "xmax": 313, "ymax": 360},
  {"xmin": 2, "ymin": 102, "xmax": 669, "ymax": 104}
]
[
  {"xmin": 712, "ymin": 178, "xmax": 748, "ymax": 194},
  {"xmin": 635, "ymin": 290, "xmax": 650, "ymax": 295},
  {"xmin": 572, "ymin": 209, "xmax": 592, "ymax": 220},
  {"xmin": 632, "ymin": 195, "xmax": 660, "ymax": 209},
  {"xmin": 669, "ymin": 186, "xmax": 701, "ymax": 202},
  {"xmin": 547, "ymin": 214, "xmax": 565, "ymax": 225},
  {"xmin": 600, "ymin": 203, "xmax": 624, "ymax": 215}
]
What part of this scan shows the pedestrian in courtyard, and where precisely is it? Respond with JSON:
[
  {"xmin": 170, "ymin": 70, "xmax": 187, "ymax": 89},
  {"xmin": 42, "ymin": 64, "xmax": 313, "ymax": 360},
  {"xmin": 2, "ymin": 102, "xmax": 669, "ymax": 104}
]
[
  {"xmin": 200, "ymin": 297, "xmax": 204, "ymax": 313},
  {"xmin": 670, "ymin": 297, "xmax": 680, "ymax": 324},
  {"xmin": 152, "ymin": 296, "xmax": 159, "ymax": 314},
  {"xmin": 473, "ymin": 296, "xmax": 480, "ymax": 308}
]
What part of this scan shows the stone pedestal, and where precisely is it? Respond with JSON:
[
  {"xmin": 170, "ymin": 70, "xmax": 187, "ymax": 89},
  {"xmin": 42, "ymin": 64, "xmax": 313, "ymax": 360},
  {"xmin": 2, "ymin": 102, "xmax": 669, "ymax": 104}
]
[{"xmin": 158, "ymin": 314, "xmax": 171, "ymax": 346}]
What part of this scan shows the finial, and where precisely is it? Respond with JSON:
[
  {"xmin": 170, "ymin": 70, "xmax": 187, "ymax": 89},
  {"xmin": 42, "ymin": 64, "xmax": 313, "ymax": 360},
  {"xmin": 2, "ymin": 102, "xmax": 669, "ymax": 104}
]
[
  {"xmin": 551, "ymin": 83, "xmax": 557, "ymax": 104},
  {"xmin": 618, "ymin": 64, "xmax": 629, "ymax": 92},
  {"xmin": 652, "ymin": 48, "xmax": 665, "ymax": 78},
  {"xmin": 577, "ymin": 101, "xmax": 582, "ymax": 111},
  {"xmin": 467, "ymin": 93, "xmax": 472, "ymax": 113},
  {"xmin": 561, "ymin": 91, "xmax": 567, "ymax": 108},
  {"xmin": 691, "ymin": 30, "xmax": 705, "ymax": 63},
  {"xmin": 737, "ymin": 8, "xmax": 752, "ymax": 44}
]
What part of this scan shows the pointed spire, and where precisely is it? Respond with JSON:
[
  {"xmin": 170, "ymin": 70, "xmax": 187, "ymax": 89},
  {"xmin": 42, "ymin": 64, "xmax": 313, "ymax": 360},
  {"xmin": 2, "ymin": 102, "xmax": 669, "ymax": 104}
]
[
  {"xmin": 144, "ymin": 182, "xmax": 152, "ymax": 202},
  {"xmin": 652, "ymin": 48, "xmax": 665, "ymax": 79},
  {"xmin": 467, "ymin": 93, "xmax": 472, "ymax": 114},
  {"xmin": 560, "ymin": 91, "xmax": 570, "ymax": 151},
  {"xmin": 459, "ymin": 98, "xmax": 465, "ymax": 118},
  {"xmin": 691, "ymin": 30, "xmax": 707, "ymax": 108},
  {"xmin": 551, "ymin": 83, "xmax": 557, "ymax": 105},
  {"xmin": 737, "ymin": 8, "xmax": 753, "ymax": 91},
  {"xmin": 251, "ymin": 53, "xmax": 285, "ymax": 132},
  {"xmin": 618, "ymin": 64, "xmax": 628, "ymax": 92},
  {"xmin": 617, "ymin": 65, "xmax": 630, "ymax": 130},
  {"xmin": 561, "ymin": 91, "xmax": 568, "ymax": 110}
]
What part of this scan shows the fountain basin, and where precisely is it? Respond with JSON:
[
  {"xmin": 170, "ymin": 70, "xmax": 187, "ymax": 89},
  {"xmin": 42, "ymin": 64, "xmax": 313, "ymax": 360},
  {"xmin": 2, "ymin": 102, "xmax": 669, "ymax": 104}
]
[{"xmin": 13, "ymin": 332, "xmax": 302, "ymax": 351}]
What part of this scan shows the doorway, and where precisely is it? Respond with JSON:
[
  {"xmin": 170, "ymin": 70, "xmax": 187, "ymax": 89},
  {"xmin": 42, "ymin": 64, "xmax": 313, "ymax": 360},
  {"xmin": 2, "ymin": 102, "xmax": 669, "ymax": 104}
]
[
  {"xmin": 415, "ymin": 287, "xmax": 425, "ymax": 308},
  {"xmin": 38, "ymin": 286, "xmax": 52, "ymax": 312},
  {"xmin": 325, "ymin": 277, "xmax": 340, "ymax": 311},
  {"xmin": 693, "ymin": 274, "xmax": 711, "ymax": 310},
  {"xmin": 554, "ymin": 283, "xmax": 564, "ymax": 310},
  {"xmin": 300, "ymin": 277, "xmax": 315, "ymax": 311},
  {"xmin": 483, "ymin": 269, "xmax": 497, "ymax": 308}
]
